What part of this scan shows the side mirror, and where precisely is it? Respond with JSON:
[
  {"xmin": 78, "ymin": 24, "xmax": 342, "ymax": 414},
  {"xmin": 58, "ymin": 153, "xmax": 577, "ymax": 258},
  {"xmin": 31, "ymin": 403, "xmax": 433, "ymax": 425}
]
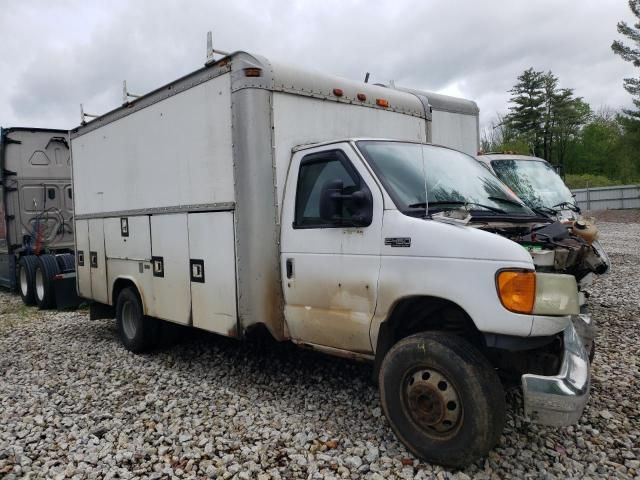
[{"xmin": 319, "ymin": 179, "xmax": 373, "ymax": 227}]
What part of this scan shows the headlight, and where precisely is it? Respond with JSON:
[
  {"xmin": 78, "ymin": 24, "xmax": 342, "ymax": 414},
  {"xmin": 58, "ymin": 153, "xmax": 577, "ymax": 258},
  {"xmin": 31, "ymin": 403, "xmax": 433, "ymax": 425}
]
[{"xmin": 496, "ymin": 270, "xmax": 536, "ymax": 314}]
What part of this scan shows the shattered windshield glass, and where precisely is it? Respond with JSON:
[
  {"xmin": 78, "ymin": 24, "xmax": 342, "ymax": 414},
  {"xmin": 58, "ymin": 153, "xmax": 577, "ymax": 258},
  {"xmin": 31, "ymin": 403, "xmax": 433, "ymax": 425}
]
[
  {"xmin": 356, "ymin": 141, "xmax": 534, "ymax": 217},
  {"xmin": 490, "ymin": 158, "xmax": 576, "ymax": 211}
]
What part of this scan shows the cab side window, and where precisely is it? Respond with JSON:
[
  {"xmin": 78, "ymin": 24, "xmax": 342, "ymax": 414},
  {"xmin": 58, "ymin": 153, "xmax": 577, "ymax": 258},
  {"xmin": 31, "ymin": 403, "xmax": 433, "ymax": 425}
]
[{"xmin": 294, "ymin": 151, "xmax": 363, "ymax": 228}]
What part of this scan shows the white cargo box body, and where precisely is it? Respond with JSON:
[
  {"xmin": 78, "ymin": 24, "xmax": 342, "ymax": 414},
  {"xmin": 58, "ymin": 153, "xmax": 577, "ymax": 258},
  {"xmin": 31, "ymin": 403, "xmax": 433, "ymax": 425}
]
[
  {"xmin": 71, "ymin": 52, "xmax": 429, "ymax": 339},
  {"xmin": 381, "ymin": 86, "xmax": 480, "ymax": 156}
]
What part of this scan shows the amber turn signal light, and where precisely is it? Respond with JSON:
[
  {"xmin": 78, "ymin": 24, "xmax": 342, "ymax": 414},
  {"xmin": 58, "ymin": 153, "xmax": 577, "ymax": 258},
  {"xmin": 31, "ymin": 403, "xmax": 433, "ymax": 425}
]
[
  {"xmin": 376, "ymin": 98, "xmax": 390, "ymax": 107},
  {"xmin": 496, "ymin": 270, "xmax": 536, "ymax": 314}
]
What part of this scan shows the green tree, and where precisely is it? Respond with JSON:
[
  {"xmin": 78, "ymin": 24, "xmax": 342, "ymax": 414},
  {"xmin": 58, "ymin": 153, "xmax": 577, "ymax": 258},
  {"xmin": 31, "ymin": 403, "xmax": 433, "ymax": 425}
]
[
  {"xmin": 503, "ymin": 69, "xmax": 590, "ymax": 166},
  {"xmin": 504, "ymin": 68, "xmax": 546, "ymax": 155},
  {"xmin": 551, "ymin": 91, "xmax": 591, "ymax": 171},
  {"xmin": 611, "ymin": 0, "xmax": 640, "ymax": 120},
  {"xmin": 569, "ymin": 109, "xmax": 622, "ymax": 176}
]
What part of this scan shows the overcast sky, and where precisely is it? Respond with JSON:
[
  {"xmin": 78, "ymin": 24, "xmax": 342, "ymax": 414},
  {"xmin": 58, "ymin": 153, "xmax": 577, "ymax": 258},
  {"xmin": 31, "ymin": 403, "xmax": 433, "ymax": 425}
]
[{"xmin": 0, "ymin": 1, "xmax": 637, "ymax": 132}]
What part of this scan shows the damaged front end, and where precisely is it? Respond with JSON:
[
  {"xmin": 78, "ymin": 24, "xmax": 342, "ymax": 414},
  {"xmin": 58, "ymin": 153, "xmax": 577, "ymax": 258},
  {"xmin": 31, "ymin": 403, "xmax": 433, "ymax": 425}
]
[
  {"xmin": 475, "ymin": 217, "xmax": 608, "ymax": 358},
  {"xmin": 477, "ymin": 219, "xmax": 610, "ymax": 282}
]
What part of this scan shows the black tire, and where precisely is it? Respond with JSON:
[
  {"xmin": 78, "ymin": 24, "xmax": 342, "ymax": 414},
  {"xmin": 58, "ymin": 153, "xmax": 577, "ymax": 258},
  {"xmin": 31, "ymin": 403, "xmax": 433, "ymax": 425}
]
[
  {"xmin": 379, "ymin": 332, "xmax": 506, "ymax": 468},
  {"xmin": 17, "ymin": 256, "xmax": 38, "ymax": 306},
  {"xmin": 55, "ymin": 253, "xmax": 75, "ymax": 273},
  {"xmin": 34, "ymin": 254, "xmax": 61, "ymax": 309},
  {"xmin": 115, "ymin": 287, "xmax": 157, "ymax": 353},
  {"xmin": 588, "ymin": 340, "xmax": 596, "ymax": 363}
]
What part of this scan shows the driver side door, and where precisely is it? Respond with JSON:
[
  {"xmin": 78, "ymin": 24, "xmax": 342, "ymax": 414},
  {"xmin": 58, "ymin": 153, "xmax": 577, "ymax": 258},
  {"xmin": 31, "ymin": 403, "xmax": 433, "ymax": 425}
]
[{"xmin": 280, "ymin": 144, "xmax": 383, "ymax": 353}]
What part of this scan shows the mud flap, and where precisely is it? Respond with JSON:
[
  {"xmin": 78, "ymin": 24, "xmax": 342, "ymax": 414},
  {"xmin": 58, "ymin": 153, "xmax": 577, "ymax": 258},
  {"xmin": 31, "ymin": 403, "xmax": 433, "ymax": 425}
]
[{"xmin": 53, "ymin": 275, "xmax": 81, "ymax": 309}]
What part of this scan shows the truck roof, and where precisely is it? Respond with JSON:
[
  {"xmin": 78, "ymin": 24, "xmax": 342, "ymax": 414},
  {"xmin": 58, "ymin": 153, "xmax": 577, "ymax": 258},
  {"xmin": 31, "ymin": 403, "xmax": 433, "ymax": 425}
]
[
  {"xmin": 378, "ymin": 86, "xmax": 479, "ymax": 116},
  {"xmin": 1, "ymin": 127, "xmax": 68, "ymax": 135},
  {"xmin": 71, "ymin": 51, "xmax": 428, "ymax": 138}
]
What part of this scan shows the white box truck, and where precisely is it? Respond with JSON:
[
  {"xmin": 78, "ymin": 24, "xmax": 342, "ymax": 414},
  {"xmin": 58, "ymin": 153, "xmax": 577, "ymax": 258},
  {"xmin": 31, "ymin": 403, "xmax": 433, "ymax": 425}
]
[
  {"xmin": 71, "ymin": 51, "xmax": 591, "ymax": 467},
  {"xmin": 0, "ymin": 127, "xmax": 77, "ymax": 308}
]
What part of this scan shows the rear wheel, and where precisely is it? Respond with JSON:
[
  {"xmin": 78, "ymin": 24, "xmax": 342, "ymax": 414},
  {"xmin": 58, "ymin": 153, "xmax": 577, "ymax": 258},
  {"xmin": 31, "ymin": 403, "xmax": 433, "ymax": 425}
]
[
  {"xmin": 18, "ymin": 256, "xmax": 38, "ymax": 306},
  {"xmin": 116, "ymin": 287, "xmax": 157, "ymax": 353},
  {"xmin": 379, "ymin": 332, "xmax": 505, "ymax": 468},
  {"xmin": 34, "ymin": 254, "xmax": 61, "ymax": 309},
  {"xmin": 55, "ymin": 253, "xmax": 76, "ymax": 272}
]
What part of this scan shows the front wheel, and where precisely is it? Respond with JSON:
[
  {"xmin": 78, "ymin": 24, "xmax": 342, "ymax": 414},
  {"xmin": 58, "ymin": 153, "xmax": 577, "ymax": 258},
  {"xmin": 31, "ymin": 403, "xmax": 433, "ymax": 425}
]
[{"xmin": 379, "ymin": 332, "xmax": 505, "ymax": 468}]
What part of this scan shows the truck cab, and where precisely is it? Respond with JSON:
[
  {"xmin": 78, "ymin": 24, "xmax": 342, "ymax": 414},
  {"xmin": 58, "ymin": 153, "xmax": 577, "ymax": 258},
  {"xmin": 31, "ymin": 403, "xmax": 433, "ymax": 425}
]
[
  {"xmin": 280, "ymin": 139, "xmax": 590, "ymax": 466},
  {"xmin": 0, "ymin": 127, "xmax": 77, "ymax": 309}
]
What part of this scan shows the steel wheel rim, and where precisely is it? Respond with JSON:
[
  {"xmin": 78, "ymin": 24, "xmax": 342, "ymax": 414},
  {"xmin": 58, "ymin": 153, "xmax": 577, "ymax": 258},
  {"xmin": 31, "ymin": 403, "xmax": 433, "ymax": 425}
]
[
  {"xmin": 35, "ymin": 268, "xmax": 45, "ymax": 301},
  {"xmin": 402, "ymin": 367, "xmax": 463, "ymax": 437},
  {"xmin": 121, "ymin": 300, "xmax": 137, "ymax": 339},
  {"xmin": 19, "ymin": 267, "xmax": 29, "ymax": 296}
]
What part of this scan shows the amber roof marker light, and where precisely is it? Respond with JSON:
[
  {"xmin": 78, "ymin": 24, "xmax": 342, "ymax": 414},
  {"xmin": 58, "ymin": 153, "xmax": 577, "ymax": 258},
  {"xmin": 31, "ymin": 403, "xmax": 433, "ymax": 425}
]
[{"xmin": 244, "ymin": 67, "xmax": 262, "ymax": 77}]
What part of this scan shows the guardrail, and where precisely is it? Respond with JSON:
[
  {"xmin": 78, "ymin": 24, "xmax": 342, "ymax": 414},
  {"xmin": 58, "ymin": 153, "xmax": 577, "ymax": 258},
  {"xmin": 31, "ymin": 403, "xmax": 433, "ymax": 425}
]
[{"xmin": 571, "ymin": 184, "xmax": 640, "ymax": 211}]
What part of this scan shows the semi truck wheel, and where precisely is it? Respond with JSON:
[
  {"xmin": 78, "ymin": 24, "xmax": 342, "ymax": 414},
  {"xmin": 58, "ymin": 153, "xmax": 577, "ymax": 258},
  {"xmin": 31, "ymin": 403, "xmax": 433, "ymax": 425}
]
[
  {"xmin": 378, "ymin": 332, "xmax": 505, "ymax": 468},
  {"xmin": 17, "ymin": 256, "xmax": 38, "ymax": 306},
  {"xmin": 34, "ymin": 255, "xmax": 61, "ymax": 309},
  {"xmin": 116, "ymin": 287, "xmax": 157, "ymax": 353},
  {"xmin": 55, "ymin": 253, "xmax": 76, "ymax": 272}
]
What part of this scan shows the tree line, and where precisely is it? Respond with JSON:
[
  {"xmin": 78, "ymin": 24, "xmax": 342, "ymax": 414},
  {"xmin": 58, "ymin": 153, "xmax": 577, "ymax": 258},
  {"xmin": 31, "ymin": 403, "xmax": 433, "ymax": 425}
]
[{"xmin": 482, "ymin": 0, "xmax": 640, "ymax": 188}]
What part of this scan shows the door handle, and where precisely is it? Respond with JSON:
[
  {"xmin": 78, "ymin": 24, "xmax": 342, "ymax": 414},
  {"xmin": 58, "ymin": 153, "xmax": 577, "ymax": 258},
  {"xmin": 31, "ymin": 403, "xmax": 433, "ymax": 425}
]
[{"xmin": 286, "ymin": 258, "xmax": 294, "ymax": 279}]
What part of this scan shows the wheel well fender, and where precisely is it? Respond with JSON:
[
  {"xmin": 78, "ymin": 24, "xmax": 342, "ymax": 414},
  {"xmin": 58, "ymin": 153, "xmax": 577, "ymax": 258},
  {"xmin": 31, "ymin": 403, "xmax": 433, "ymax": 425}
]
[
  {"xmin": 111, "ymin": 277, "xmax": 147, "ymax": 313},
  {"xmin": 373, "ymin": 295, "xmax": 482, "ymax": 380}
]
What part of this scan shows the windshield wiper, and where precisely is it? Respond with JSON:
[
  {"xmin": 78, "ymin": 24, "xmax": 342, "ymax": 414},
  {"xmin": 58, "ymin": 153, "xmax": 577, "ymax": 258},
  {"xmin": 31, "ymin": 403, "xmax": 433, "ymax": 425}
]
[
  {"xmin": 551, "ymin": 201, "xmax": 580, "ymax": 212},
  {"xmin": 408, "ymin": 201, "xmax": 506, "ymax": 214},
  {"xmin": 531, "ymin": 205, "xmax": 559, "ymax": 217},
  {"xmin": 487, "ymin": 196, "xmax": 526, "ymax": 208}
]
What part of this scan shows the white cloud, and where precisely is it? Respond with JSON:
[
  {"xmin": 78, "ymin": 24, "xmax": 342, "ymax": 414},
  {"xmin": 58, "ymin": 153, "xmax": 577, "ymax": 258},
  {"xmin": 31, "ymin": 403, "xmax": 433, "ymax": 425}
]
[{"xmin": 0, "ymin": 0, "xmax": 636, "ymax": 131}]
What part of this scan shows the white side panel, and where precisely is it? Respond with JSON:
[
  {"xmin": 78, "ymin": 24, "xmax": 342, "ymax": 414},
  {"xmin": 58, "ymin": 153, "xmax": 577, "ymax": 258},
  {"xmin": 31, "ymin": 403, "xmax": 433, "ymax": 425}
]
[
  {"xmin": 104, "ymin": 216, "xmax": 151, "ymax": 260},
  {"xmin": 72, "ymin": 74, "xmax": 234, "ymax": 216},
  {"xmin": 188, "ymin": 211, "xmax": 237, "ymax": 335},
  {"xmin": 431, "ymin": 110, "xmax": 479, "ymax": 156},
  {"xmin": 272, "ymin": 92, "xmax": 427, "ymax": 218},
  {"xmin": 149, "ymin": 214, "xmax": 191, "ymax": 325},
  {"xmin": 74, "ymin": 219, "xmax": 91, "ymax": 299},
  {"xmin": 88, "ymin": 218, "xmax": 108, "ymax": 304}
]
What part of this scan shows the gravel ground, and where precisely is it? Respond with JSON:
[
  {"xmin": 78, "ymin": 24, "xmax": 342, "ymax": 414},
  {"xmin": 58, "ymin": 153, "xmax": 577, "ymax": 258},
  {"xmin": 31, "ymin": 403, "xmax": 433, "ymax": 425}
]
[{"xmin": 1, "ymin": 217, "xmax": 639, "ymax": 479}]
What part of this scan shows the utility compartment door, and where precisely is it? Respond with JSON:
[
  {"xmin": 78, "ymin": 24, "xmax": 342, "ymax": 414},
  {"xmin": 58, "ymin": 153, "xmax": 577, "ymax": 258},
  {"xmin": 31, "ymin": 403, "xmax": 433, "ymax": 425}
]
[
  {"xmin": 188, "ymin": 211, "xmax": 237, "ymax": 336},
  {"xmin": 88, "ymin": 218, "xmax": 108, "ymax": 304},
  {"xmin": 149, "ymin": 214, "xmax": 191, "ymax": 325},
  {"xmin": 104, "ymin": 216, "xmax": 151, "ymax": 261},
  {"xmin": 75, "ymin": 219, "xmax": 91, "ymax": 299}
]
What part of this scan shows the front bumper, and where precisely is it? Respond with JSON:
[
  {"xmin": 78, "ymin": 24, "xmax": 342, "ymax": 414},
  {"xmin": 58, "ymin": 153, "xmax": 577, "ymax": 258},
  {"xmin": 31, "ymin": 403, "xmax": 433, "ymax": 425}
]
[
  {"xmin": 521, "ymin": 323, "xmax": 590, "ymax": 426},
  {"xmin": 572, "ymin": 310, "xmax": 595, "ymax": 356}
]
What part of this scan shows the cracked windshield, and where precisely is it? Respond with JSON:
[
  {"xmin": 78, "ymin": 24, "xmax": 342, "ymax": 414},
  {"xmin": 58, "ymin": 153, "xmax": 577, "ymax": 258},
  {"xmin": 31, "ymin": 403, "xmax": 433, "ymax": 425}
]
[
  {"xmin": 357, "ymin": 141, "xmax": 534, "ymax": 216},
  {"xmin": 490, "ymin": 158, "xmax": 577, "ymax": 211}
]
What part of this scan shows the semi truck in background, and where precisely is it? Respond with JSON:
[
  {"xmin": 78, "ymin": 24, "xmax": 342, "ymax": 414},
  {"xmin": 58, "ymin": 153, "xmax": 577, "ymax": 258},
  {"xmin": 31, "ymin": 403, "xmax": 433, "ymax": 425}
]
[
  {"xmin": 70, "ymin": 50, "xmax": 594, "ymax": 467},
  {"xmin": 0, "ymin": 127, "xmax": 77, "ymax": 309}
]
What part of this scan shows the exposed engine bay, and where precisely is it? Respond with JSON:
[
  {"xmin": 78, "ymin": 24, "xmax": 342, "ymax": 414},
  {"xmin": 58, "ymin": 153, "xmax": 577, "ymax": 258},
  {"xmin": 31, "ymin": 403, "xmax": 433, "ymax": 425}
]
[{"xmin": 475, "ymin": 218, "xmax": 610, "ymax": 281}]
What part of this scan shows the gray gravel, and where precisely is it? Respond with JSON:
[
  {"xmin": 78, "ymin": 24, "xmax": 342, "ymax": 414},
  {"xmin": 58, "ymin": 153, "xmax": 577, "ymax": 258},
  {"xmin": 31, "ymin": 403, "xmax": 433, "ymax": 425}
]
[{"xmin": 1, "ymin": 220, "xmax": 639, "ymax": 479}]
